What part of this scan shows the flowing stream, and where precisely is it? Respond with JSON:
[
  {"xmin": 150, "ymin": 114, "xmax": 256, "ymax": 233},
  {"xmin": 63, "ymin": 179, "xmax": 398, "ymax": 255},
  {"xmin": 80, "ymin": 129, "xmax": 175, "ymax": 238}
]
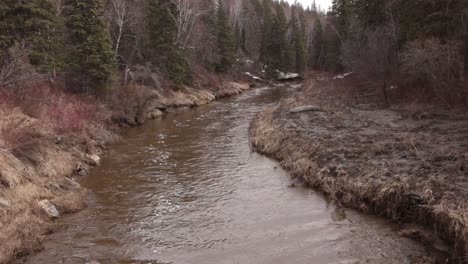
[{"xmin": 24, "ymin": 84, "xmax": 434, "ymax": 264}]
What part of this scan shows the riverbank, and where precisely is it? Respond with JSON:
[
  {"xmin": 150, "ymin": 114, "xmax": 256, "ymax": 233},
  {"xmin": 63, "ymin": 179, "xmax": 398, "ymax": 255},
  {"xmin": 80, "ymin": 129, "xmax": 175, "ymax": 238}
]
[
  {"xmin": 0, "ymin": 79, "xmax": 252, "ymax": 264},
  {"xmin": 250, "ymin": 74, "xmax": 468, "ymax": 262}
]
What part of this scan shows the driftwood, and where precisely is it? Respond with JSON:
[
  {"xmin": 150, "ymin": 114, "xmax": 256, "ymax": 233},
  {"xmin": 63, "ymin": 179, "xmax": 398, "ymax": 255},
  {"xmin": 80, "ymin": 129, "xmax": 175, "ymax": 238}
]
[{"xmin": 290, "ymin": 105, "xmax": 323, "ymax": 113}]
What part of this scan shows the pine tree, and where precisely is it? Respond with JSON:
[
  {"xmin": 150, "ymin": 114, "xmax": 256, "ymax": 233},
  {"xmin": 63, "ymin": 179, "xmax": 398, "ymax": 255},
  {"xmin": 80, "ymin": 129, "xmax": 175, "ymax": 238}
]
[
  {"xmin": 147, "ymin": 0, "xmax": 191, "ymax": 85},
  {"xmin": 331, "ymin": 0, "xmax": 351, "ymax": 40},
  {"xmin": 310, "ymin": 18, "xmax": 324, "ymax": 69},
  {"xmin": 0, "ymin": 1, "xmax": 15, "ymax": 52},
  {"xmin": 216, "ymin": 0, "xmax": 236, "ymax": 72},
  {"xmin": 311, "ymin": 0, "xmax": 318, "ymax": 13},
  {"xmin": 291, "ymin": 8, "xmax": 307, "ymax": 73},
  {"xmin": 323, "ymin": 22, "xmax": 342, "ymax": 72},
  {"xmin": 66, "ymin": 0, "xmax": 115, "ymax": 91},
  {"xmin": 354, "ymin": 0, "xmax": 386, "ymax": 29},
  {"xmin": 0, "ymin": 0, "xmax": 62, "ymax": 73},
  {"xmin": 395, "ymin": 0, "xmax": 464, "ymax": 43},
  {"xmin": 270, "ymin": 2, "xmax": 291, "ymax": 71},
  {"xmin": 260, "ymin": 0, "xmax": 274, "ymax": 67}
]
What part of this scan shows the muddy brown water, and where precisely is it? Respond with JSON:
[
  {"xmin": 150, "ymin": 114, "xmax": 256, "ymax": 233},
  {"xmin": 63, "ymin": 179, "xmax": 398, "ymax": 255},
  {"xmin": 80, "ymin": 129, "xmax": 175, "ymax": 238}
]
[{"xmin": 24, "ymin": 85, "xmax": 437, "ymax": 264}]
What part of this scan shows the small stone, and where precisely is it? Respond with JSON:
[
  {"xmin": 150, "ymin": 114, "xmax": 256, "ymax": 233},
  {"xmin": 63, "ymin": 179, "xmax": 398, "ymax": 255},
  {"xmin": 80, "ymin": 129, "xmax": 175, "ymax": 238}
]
[
  {"xmin": 147, "ymin": 109, "xmax": 163, "ymax": 119},
  {"xmin": 38, "ymin": 200, "xmax": 60, "ymax": 218},
  {"xmin": 86, "ymin": 154, "xmax": 101, "ymax": 166},
  {"xmin": 0, "ymin": 197, "xmax": 11, "ymax": 208},
  {"xmin": 85, "ymin": 261, "xmax": 102, "ymax": 264},
  {"xmin": 76, "ymin": 166, "xmax": 89, "ymax": 177}
]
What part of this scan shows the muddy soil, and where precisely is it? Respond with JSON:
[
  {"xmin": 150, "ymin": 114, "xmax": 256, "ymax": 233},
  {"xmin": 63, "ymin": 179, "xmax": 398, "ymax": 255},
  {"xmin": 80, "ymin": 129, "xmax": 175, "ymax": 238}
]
[{"xmin": 250, "ymin": 78, "xmax": 468, "ymax": 263}]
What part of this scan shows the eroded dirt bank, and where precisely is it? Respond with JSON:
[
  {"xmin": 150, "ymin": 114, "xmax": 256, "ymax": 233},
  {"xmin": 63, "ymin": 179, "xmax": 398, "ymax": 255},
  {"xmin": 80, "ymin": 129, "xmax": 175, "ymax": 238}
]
[
  {"xmin": 250, "ymin": 78, "xmax": 468, "ymax": 262},
  {"xmin": 0, "ymin": 81, "xmax": 251, "ymax": 264}
]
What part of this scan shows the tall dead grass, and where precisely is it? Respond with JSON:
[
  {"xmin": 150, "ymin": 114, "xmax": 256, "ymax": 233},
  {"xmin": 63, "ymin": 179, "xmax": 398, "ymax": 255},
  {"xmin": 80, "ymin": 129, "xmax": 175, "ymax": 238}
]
[
  {"xmin": 0, "ymin": 108, "xmax": 42, "ymax": 162},
  {"xmin": 250, "ymin": 102, "xmax": 468, "ymax": 260}
]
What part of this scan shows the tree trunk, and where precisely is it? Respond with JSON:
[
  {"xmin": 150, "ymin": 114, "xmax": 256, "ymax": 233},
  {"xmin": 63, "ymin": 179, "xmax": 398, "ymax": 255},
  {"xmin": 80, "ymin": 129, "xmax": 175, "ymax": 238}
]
[
  {"xmin": 464, "ymin": 23, "xmax": 468, "ymax": 77},
  {"xmin": 382, "ymin": 80, "xmax": 389, "ymax": 107},
  {"xmin": 464, "ymin": 11, "xmax": 468, "ymax": 106}
]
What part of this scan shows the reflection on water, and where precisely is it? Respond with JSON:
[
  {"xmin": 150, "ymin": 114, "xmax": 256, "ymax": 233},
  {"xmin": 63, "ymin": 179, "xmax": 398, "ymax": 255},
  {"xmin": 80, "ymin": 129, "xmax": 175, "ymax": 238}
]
[{"xmin": 24, "ymin": 85, "xmax": 431, "ymax": 264}]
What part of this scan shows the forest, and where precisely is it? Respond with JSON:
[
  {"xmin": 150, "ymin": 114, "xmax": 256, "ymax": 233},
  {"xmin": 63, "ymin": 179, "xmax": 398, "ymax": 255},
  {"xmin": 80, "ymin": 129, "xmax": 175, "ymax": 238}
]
[
  {"xmin": 0, "ymin": 1, "xmax": 468, "ymax": 263},
  {"xmin": 0, "ymin": 0, "xmax": 467, "ymax": 100}
]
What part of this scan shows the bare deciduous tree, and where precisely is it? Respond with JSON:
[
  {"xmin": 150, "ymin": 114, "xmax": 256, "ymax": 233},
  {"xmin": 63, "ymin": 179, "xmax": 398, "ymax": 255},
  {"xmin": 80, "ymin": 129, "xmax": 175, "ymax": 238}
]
[
  {"xmin": 401, "ymin": 38, "xmax": 463, "ymax": 101},
  {"xmin": 170, "ymin": 0, "xmax": 204, "ymax": 49},
  {"xmin": 54, "ymin": 0, "xmax": 66, "ymax": 16},
  {"xmin": 0, "ymin": 44, "xmax": 37, "ymax": 90},
  {"xmin": 109, "ymin": 0, "xmax": 136, "ymax": 60}
]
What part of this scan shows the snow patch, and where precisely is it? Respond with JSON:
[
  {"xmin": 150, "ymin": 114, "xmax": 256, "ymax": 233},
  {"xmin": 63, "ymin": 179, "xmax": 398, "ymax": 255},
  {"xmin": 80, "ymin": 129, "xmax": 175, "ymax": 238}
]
[
  {"xmin": 333, "ymin": 72, "xmax": 353, "ymax": 80},
  {"xmin": 245, "ymin": 72, "xmax": 262, "ymax": 81},
  {"xmin": 278, "ymin": 72, "xmax": 300, "ymax": 80}
]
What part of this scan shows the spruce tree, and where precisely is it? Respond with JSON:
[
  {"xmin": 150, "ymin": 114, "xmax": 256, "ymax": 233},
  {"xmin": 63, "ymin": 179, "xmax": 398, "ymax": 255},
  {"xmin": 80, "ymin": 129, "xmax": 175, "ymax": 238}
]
[
  {"xmin": 66, "ymin": 0, "xmax": 115, "ymax": 91},
  {"xmin": 147, "ymin": 0, "xmax": 191, "ymax": 85},
  {"xmin": 354, "ymin": 0, "xmax": 386, "ymax": 29},
  {"xmin": 310, "ymin": 18, "xmax": 324, "ymax": 69},
  {"xmin": 331, "ymin": 0, "xmax": 351, "ymax": 40},
  {"xmin": 0, "ymin": 0, "xmax": 62, "ymax": 73},
  {"xmin": 0, "ymin": 1, "xmax": 15, "ymax": 52},
  {"xmin": 291, "ymin": 8, "xmax": 307, "ymax": 73},
  {"xmin": 322, "ymin": 23, "xmax": 342, "ymax": 72},
  {"xmin": 270, "ymin": 3, "xmax": 291, "ymax": 71},
  {"xmin": 260, "ymin": 0, "xmax": 274, "ymax": 67},
  {"xmin": 215, "ymin": 0, "xmax": 237, "ymax": 72}
]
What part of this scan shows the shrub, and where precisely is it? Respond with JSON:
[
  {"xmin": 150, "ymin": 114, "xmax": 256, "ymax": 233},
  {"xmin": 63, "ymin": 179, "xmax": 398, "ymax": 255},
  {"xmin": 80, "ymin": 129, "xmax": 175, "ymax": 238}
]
[
  {"xmin": 400, "ymin": 38, "xmax": 464, "ymax": 103},
  {"xmin": 0, "ymin": 43, "xmax": 37, "ymax": 91}
]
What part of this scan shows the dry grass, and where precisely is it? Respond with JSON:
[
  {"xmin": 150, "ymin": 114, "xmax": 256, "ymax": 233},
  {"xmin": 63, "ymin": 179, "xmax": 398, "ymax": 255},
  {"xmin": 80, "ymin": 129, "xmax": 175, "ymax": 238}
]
[
  {"xmin": 250, "ymin": 89, "xmax": 468, "ymax": 261},
  {"xmin": 0, "ymin": 75, "xmax": 252, "ymax": 264},
  {"xmin": 216, "ymin": 82, "xmax": 251, "ymax": 98},
  {"xmin": 0, "ymin": 109, "xmax": 42, "ymax": 162},
  {"xmin": 303, "ymin": 70, "xmax": 468, "ymax": 112},
  {"xmin": 154, "ymin": 86, "xmax": 216, "ymax": 106}
]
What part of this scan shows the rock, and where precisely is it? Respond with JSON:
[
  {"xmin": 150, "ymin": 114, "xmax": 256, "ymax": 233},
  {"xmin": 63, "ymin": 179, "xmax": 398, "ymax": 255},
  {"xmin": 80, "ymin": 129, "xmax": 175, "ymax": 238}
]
[
  {"xmin": 38, "ymin": 200, "xmax": 60, "ymax": 218},
  {"xmin": 0, "ymin": 197, "xmax": 11, "ymax": 208},
  {"xmin": 64, "ymin": 177, "xmax": 81, "ymax": 189},
  {"xmin": 147, "ymin": 108, "xmax": 163, "ymax": 119},
  {"xmin": 85, "ymin": 261, "xmax": 102, "ymax": 264},
  {"xmin": 86, "ymin": 154, "xmax": 101, "ymax": 166},
  {"xmin": 76, "ymin": 166, "xmax": 89, "ymax": 177},
  {"xmin": 290, "ymin": 105, "xmax": 323, "ymax": 113}
]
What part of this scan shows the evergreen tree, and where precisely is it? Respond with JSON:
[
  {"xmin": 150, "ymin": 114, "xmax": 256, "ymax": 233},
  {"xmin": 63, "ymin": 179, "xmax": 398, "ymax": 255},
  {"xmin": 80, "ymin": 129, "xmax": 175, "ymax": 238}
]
[
  {"xmin": 260, "ymin": 0, "xmax": 274, "ymax": 67},
  {"xmin": 395, "ymin": 0, "xmax": 464, "ymax": 44},
  {"xmin": 310, "ymin": 18, "xmax": 324, "ymax": 69},
  {"xmin": 0, "ymin": 1, "xmax": 15, "ymax": 52},
  {"xmin": 326, "ymin": 0, "xmax": 351, "ymax": 71},
  {"xmin": 66, "ymin": 0, "xmax": 115, "ymax": 91},
  {"xmin": 353, "ymin": 0, "xmax": 386, "ymax": 29},
  {"xmin": 270, "ymin": 2, "xmax": 291, "ymax": 71},
  {"xmin": 322, "ymin": 22, "xmax": 342, "ymax": 72},
  {"xmin": 331, "ymin": 0, "xmax": 351, "ymax": 40},
  {"xmin": 216, "ymin": 0, "xmax": 236, "ymax": 72},
  {"xmin": 147, "ymin": 0, "xmax": 191, "ymax": 85},
  {"xmin": 0, "ymin": 0, "xmax": 62, "ymax": 73},
  {"xmin": 311, "ymin": 0, "xmax": 318, "ymax": 13},
  {"xmin": 291, "ymin": 8, "xmax": 307, "ymax": 73}
]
